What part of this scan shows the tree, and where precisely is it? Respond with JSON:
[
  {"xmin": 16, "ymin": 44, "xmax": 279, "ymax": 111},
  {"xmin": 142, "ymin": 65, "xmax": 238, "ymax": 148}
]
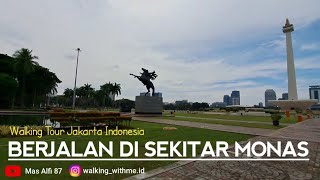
[
  {"xmin": 76, "ymin": 86, "xmax": 86, "ymax": 98},
  {"xmin": 26, "ymin": 66, "xmax": 61, "ymax": 107},
  {"xmin": 110, "ymin": 82, "xmax": 121, "ymax": 107},
  {"xmin": 192, "ymin": 102, "xmax": 201, "ymax": 110},
  {"xmin": 76, "ymin": 84, "xmax": 95, "ymax": 107},
  {"xmin": 100, "ymin": 82, "xmax": 113, "ymax": 108},
  {"xmin": 62, "ymin": 88, "xmax": 74, "ymax": 107},
  {"xmin": 116, "ymin": 98, "xmax": 134, "ymax": 112},
  {"xmin": 83, "ymin": 83, "xmax": 94, "ymax": 98},
  {"xmin": 93, "ymin": 90, "xmax": 105, "ymax": 108},
  {"xmin": 0, "ymin": 54, "xmax": 15, "ymax": 76},
  {"xmin": 12, "ymin": 48, "xmax": 39, "ymax": 107},
  {"xmin": 0, "ymin": 73, "xmax": 18, "ymax": 108},
  {"xmin": 64, "ymin": 88, "xmax": 74, "ymax": 98}
]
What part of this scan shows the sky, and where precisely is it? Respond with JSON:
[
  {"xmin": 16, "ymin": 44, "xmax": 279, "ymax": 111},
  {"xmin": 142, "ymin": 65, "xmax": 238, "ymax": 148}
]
[{"xmin": 1, "ymin": 0, "xmax": 320, "ymax": 105}]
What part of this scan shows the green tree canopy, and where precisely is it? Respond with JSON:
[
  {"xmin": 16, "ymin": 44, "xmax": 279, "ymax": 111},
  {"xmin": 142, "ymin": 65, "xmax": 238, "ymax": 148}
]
[
  {"xmin": 12, "ymin": 48, "xmax": 39, "ymax": 107},
  {"xmin": 0, "ymin": 73, "xmax": 18, "ymax": 108}
]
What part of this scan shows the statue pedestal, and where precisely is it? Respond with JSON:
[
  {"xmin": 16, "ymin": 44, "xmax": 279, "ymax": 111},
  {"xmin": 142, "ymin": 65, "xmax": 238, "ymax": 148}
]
[{"xmin": 135, "ymin": 94, "xmax": 163, "ymax": 115}]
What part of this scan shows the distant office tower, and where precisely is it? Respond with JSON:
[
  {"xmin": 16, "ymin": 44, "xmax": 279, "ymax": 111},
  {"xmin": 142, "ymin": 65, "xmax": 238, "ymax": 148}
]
[
  {"xmin": 282, "ymin": 93, "xmax": 288, "ymax": 100},
  {"xmin": 231, "ymin": 90, "xmax": 240, "ymax": 105},
  {"xmin": 211, "ymin": 102, "xmax": 226, "ymax": 108},
  {"xmin": 175, "ymin": 100, "xmax": 188, "ymax": 105},
  {"xmin": 259, "ymin": 102, "xmax": 263, "ymax": 107},
  {"xmin": 153, "ymin": 92, "xmax": 162, "ymax": 97},
  {"xmin": 223, "ymin": 95, "xmax": 231, "ymax": 105},
  {"xmin": 265, "ymin": 89, "xmax": 276, "ymax": 107},
  {"xmin": 309, "ymin": 85, "xmax": 320, "ymax": 103},
  {"xmin": 140, "ymin": 92, "xmax": 150, "ymax": 96}
]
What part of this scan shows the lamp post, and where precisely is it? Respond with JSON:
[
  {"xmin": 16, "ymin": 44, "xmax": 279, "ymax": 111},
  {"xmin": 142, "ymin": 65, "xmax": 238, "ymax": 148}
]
[{"xmin": 72, "ymin": 48, "xmax": 81, "ymax": 110}]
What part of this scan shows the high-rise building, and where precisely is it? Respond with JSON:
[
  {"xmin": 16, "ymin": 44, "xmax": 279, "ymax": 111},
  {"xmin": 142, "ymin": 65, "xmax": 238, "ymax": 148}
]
[
  {"xmin": 278, "ymin": 93, "xmax": 288, "ymax": 100},
  {"xmin": 223, "ymin": 95, "xmax": 231, "ymax": 105},
  {"xmin": 282, "ymin": 93, "xmax": 288, "ymax": 100},
  {"xmin": 211, "ymin": 102, "xmax": 226, "ymax": 108},
  {"xmin": 175, "ymin": 100, "xmax": 188, "ymax": 105},
  {"xmin": 258, "ymin": 102, "xmax": 263, "ymax": 107},
  {"xmin": 309, "ymin": 85, "xmax": 320, "ymax": 103},
  {"xmin": 231, "ymin": 90, "xmax": 240, "ymax": 105},
  {"xmin": 265, "ymin": 89, "xmax": 276, "ymax": 107}
]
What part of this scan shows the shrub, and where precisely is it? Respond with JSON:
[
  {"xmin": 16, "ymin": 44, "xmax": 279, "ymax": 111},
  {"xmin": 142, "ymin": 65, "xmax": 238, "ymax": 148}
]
[
  {"xmin": 0, "ymin": 126, "xmax": 12, "ymax": 137},
  {"xmin": 271, "ymin": 113, "xmax": 282, "ymax": 121},
  {"xmin": 50, "ymin": 115, "xmax": 131, "ymax": 127},
  {"xmin": 51, "ymin": 108, "xmax": 65, "ymax": 112},
  {"xmin": 0, "ymin": 125, "xmax": 48, "ymax": 137},
  {"xmin": 48, "ymin": 112, "xmax": 120, "ymax": 118},
  {"xmin": 295, "ymin": 108, "xmax": 303, "ymax": 114},
  {"xmin": 0, "ymin": 115, "xmax": 44, "ymax": 126}
]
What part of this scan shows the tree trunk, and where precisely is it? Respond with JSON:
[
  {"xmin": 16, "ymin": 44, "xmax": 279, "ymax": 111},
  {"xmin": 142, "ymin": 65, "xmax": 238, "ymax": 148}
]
[
  {"xmin": 103, "ymin": 95, "xmax": 106, "ymax": 109},
  {"xmin": 47, "ymin": 94, "xmax": 50, "ymax": 107},
  {"xmin": 32, "ymin": 89, "xmax": 37, "ymax": 109},
  {"xmin": 20, "ymin": 75, "xmax": 26, "ymax": 108},
  {"xmin": 11, "ymin": 96, "xmax": 15, "ymax": 109}
]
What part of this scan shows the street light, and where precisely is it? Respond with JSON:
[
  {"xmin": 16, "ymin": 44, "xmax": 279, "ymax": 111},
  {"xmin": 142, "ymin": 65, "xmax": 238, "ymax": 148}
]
[{"xmin": 72, "ymin": 48, "xmax": 81, "ymax": 110}]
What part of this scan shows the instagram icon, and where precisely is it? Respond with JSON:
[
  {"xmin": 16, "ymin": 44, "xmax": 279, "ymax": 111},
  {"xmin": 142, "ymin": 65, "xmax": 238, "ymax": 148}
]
[{"xmin": 69, "ymin": 164, "xmax": 82, "ymax": 177}]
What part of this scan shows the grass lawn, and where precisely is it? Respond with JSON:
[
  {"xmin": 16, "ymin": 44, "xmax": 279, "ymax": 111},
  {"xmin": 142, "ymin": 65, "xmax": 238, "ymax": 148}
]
[
  {"xmin": 0, "ymin": 121, "xmax": 252, "ymax": 180},
  {"xmin": 161, "ymin": 112, "xmax": 296, "ymax": 129},
  {"xmin": 165, "ymin": 112, "xmax": 297, "ymax": 123}
]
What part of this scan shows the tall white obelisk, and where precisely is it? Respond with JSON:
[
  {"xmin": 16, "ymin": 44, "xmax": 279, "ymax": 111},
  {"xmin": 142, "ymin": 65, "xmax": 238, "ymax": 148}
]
[{"xmin": 283, "ymin": 18, "xmax": 298, "ymax": 100}]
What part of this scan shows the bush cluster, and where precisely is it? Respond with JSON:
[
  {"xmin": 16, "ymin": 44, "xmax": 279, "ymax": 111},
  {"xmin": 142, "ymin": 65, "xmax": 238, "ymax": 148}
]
[
  {"xmin": 49, "ymin": 111, "xmax": 120, "ymax": 118},
  {"xmin": 271, "ymin": 113, "xmax": 282, "ymax": 121},
  {"xmin": 0, "ymin": 125, "xmax": 48, "ymax": 137},
  {"xmin": 49, "ymin": 111, "xmax": 131, "ymax": 127}
]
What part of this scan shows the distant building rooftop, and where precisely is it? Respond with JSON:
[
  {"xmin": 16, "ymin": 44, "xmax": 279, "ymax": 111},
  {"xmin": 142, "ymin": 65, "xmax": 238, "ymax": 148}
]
[{"xmin": 225, "ymin": 105, "xmax": 251, "ymax": 108}]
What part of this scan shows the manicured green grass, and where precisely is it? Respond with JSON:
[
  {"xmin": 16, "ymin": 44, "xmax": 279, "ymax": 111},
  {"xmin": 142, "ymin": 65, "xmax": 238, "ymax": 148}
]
[
  {"xmin": 161, "ymin": 111, "xmax": 296, "ymax": 129},
  {"xmin": 164, "ymin": 112, "xmax": 297, "ymax": 124},
  {"xmin": 162, "ymin": 116, "xmax": 284, "ymax": 129},
  {"xmin": 0, "ymin": 121, "xmax": 252, "ymax": 180}
]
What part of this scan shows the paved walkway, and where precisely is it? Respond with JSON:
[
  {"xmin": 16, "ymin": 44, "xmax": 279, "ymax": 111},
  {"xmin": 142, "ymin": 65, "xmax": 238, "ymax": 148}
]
[
  {"xmin": 127, "ymin": 118, "xmax": 320, "ymax": 180},
  {"xmin": 174, "ymin": 115, "xmax": 292, "ymax": 126},
  {"xmin": 133, "ymin": 117, "xmax": 275, "ymax": 136}
]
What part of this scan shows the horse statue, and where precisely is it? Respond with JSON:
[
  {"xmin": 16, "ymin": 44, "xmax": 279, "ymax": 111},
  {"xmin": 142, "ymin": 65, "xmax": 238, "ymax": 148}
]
[{"xmin": 130, "ymin": 68, "xmax": 158, "ymax": 96}]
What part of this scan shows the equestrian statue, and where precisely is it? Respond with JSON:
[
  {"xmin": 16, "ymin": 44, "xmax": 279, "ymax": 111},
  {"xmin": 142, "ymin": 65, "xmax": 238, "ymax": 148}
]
[{"xmin": 130, "ymin": 68, "xmax": 158, "ymax": 96}]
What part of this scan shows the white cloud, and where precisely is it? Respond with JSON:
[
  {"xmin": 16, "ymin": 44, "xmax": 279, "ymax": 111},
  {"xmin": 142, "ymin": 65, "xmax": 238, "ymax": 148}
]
[
  {"xmin": 300, "ymin": 43, "xmax": 320, "ymax": 51},
  {"xmin": 1, "ymin": 0, "xmax": 320, "ymax": 105}
]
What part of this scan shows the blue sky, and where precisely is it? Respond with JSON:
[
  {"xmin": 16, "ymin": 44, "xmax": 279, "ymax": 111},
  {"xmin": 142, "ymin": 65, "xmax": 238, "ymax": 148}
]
[{"xmin": 0, "ymin": 0, "xmax": 319, "ymax": 105}]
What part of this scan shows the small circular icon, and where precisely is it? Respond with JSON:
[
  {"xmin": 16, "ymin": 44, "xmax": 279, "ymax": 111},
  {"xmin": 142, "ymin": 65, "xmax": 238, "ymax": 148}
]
[{"xmin": 69, "ymin": 164, "xmax": 82, "ymax": 177}]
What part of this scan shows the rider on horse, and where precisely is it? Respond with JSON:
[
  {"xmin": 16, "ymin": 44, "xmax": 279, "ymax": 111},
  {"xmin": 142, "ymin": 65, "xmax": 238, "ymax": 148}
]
[{"xmin": 130, "ymin": 68, "xmax": 158, "ymax": 96}]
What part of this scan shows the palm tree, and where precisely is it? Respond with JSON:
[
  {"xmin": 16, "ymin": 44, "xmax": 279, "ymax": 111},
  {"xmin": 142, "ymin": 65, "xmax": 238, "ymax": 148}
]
[
  {"xmin": 28, "ymin": 66, "xmax": 61, "ymax": 108},
  {"xmin": 100, "ymin": 82, "xmax": 113, "ymax": 108},
  {"xmin": 76, "ymin": 87, "xmax": 86, "ymax": 98},
  {"xmin": 109, "ymin": 83, "xmax": 121, "ymax": 105},
  {"xmin": 93, "ymin": 90, "xmax": 104, "ymax": 107},
  {"xmin": 83, "ymin": 83, "xmax": 94, "ymax": 98},
  {"xmin": 12, "ymin": 48, "xmax": 39, "ymax": 107},
  {"xmin": 64, "ymin": 88, "xmax": 74, "ymax": 98}
]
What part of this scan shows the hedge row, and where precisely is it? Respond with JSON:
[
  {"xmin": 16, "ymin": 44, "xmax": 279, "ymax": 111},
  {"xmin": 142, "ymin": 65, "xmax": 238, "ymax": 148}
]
[
  {"xmin": 52, "ymin": 116, "xmax": 131, "ymax": 127},
  {"xmin": 50, "ymin": 116, "xmax": 131, "ymax": 122},
  {"xmin": 49, "ymin": 111, "xmax": 120, "ymax": 118},
  {"xmin": 0, "ymin": 126, "xmax": 48, "ymax": 137}
]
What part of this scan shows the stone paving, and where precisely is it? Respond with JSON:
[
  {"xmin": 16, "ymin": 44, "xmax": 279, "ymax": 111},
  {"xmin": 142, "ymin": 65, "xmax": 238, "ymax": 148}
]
[
  {"xmin": 127, "ymin": 118, "xmax": 320, "ymax": 180},
  {"xmin": 133, "ymin": 117, "xmax": 275, "ymax": 136}
]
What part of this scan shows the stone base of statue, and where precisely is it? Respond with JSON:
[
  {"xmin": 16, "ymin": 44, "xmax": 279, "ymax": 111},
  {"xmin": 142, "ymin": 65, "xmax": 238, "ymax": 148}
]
[{"xmin": 135, "ymin": 93, "xmax": 163, "ymax": 115}]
